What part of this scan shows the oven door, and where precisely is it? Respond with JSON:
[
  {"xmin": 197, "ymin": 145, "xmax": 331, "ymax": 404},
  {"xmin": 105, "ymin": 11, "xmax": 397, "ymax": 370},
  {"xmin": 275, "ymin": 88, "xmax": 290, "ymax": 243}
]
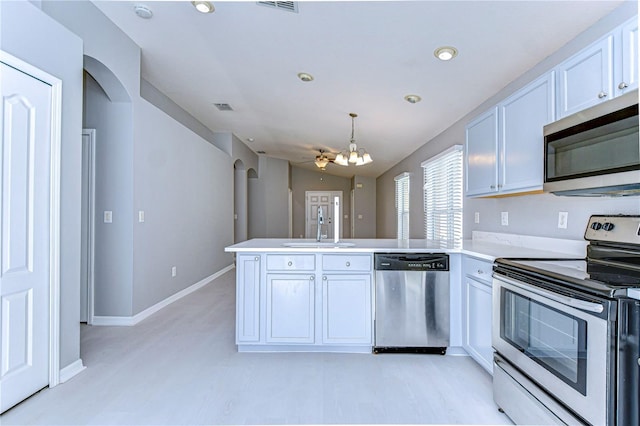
[{"xmin": 492, "ymin": 274, "xmax": 612, "ymax": 426}]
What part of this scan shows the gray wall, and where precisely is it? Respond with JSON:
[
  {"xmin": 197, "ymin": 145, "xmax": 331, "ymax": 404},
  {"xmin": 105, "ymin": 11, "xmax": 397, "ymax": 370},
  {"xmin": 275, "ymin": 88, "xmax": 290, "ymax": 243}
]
[
  {"xmin": 248, "ymin": 156, "xmax": 290, "ymax": 238},
  {"xmin": 377, "ymin": 1, "xmax": 640, "ymax": 241},
  {"xmin": 42, "ymin": 0, "xmax": 235, "ymax": 320},
  {"xmin": 1, "ymin": 0, "xmax": 84, "ymax": 369},
  {"xmin": 83, "ymin": 72, "xmax": 134, "ymax": 316},
  {"xmin": 352, "ymin": 176, "xmax": 377, "ymax": 238},
  {"xmin": 291, "ymin": 166, "xmax": 352, "ymax": 239}
]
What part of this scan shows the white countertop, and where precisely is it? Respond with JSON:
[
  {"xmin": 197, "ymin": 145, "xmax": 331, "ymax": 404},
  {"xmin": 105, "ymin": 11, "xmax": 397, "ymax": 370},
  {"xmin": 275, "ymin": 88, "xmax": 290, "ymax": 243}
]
[{"xmin": 225, "ymin": 234, "xmax": 587, "ymax": 262}]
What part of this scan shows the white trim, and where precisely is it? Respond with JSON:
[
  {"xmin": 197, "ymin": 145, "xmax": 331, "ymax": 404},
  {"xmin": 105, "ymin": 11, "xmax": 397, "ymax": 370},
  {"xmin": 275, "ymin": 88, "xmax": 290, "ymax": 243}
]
[
  {"xmin": 0, "ymin": 50, "xmax": 63, "ymax": 389},
  {"xmin": 394, "ymin": 171, "xmax": 411, "ymax": 181},
  {"xmin": 59, "ymin": 359, "xmax": 86, "ymax": 383},
  {"xmin": 82, "ymin": 129, "xmax": 96, "ymax": 325},
  {"xmin": 420, "ymin": 144, "xmax": 463, "ymax": 168},
  {"xmin": 92, "ymin": 264, "xmax": 235, "ymax": 326}
]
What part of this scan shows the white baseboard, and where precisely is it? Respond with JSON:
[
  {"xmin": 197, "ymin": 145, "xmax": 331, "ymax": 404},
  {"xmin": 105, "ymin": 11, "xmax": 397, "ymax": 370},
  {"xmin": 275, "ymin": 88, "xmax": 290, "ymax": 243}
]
[
  {"xmin": 92, "ymin": 264, "xmax": 234, "ymax": 327},
  {"xmin": 59, "ymin": 359, "xmax": 86, "ymax": 383}
]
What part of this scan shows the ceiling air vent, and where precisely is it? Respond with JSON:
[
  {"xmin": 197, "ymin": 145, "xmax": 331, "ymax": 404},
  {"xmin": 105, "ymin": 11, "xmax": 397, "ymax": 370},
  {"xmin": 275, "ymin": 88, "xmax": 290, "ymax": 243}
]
[
  {"xmin": 213, "ymin": 103, "xmax": 233, "ymax": 111},
  {"xmin": 257, "ymin": 1, "xmax": 298, "ymax": 13}
]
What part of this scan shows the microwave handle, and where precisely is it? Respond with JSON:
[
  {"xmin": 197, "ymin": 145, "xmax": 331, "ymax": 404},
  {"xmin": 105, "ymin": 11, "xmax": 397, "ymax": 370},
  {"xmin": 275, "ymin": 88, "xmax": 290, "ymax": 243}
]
[{"xmin": 495, "ymin": 275, "xmax": 605, "ymax": 314}]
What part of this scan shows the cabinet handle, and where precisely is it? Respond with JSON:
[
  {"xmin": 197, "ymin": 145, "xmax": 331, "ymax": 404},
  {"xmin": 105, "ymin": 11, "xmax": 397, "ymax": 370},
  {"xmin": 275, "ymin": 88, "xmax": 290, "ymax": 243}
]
[
  {"xmin": 477, "ymin": 269, "xmax": 484, "ymax": 274},
  {"xmin": 618, "ymin": 82, "xmax": 629, "ymax": 90},
  {"xmin": 287, "ymin": 261, "xmax": 293, "ymax": 267},
  {"xmin": 346, "ymin": 261, "xmax": 351, "ymax": 267},
  {"xmin": 598, "ymin": 91, "xmax": 608, "ymax": 99},
  {"xmin": 490, "ymin": 185, "xmax": 496, "ymax": 189}
]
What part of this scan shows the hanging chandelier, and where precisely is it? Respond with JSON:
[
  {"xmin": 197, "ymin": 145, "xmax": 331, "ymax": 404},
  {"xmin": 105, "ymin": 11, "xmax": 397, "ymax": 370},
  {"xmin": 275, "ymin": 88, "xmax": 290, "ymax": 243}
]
[{"xmin": 334, "ymin": 113, "xmax": 373, "ymax": 167}]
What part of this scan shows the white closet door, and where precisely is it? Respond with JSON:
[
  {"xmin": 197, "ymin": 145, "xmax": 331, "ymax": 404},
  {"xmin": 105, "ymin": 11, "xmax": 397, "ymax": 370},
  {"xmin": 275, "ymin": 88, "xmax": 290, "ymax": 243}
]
[{"xmin": 0, "ymin": 61, "xmax": 53, "ymax": 413}]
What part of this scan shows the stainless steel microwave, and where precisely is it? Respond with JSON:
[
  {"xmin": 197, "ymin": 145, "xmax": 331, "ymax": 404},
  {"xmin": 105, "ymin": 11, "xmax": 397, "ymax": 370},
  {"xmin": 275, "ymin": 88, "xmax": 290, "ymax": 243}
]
[{"xmin": 544, "ymin": 90, "xmax": 639, "ymax": 196}]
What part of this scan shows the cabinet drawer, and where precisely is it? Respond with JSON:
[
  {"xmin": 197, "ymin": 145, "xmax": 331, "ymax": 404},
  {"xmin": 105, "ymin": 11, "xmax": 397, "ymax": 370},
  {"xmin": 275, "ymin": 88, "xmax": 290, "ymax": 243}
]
[
  {"xmin": 322, "ymin": 254, "xmax": 372, "ymax": 272},
  {"xmin": 266, "ymin": 254, "xmax": 315, "ymax": 271},
  {"xmin": 464, "ymin": 256, "xmax": 493, "ymax": 284}
]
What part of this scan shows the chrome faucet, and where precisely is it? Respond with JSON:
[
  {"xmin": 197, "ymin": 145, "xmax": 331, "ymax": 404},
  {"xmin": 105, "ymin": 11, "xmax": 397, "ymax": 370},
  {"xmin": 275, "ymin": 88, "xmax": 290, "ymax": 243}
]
[{"xmin": 316, "ymin": 206, "xmax": 325, "ymax": 242}]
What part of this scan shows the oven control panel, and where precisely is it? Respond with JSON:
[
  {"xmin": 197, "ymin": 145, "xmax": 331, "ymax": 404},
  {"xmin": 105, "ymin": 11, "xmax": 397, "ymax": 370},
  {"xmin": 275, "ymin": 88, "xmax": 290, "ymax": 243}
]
[{"xmin": 584, "ymin": 215, "xmax": 640, "ymax": 244}]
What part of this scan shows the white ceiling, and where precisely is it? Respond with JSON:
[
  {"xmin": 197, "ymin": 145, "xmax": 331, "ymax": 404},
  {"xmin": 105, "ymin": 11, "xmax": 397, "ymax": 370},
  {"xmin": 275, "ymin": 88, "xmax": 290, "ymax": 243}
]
[{"xmin": 92, "ymin": 0, "xmax": 623, "ymax": 178}]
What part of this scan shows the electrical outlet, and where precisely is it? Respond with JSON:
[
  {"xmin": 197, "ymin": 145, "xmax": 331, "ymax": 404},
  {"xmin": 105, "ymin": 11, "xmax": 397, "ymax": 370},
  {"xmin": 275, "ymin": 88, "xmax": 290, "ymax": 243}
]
[
  {"xmin": 558, "ymin": 212, "xmax": 568, "ymax": 229},
  {"xmin": 501, "ymin": 211, "xmax": 509, "ymax": 226},
  {"xmin": 474, "ymin": 212, "xmax": 480, "ymax": 224},
  {"xmin": 171, "ymin": 266, "xmax": 177, "ymax": 277},
  {"xmin": 104, "ymin": 211, "xmax": 112, "ymax": 223}
]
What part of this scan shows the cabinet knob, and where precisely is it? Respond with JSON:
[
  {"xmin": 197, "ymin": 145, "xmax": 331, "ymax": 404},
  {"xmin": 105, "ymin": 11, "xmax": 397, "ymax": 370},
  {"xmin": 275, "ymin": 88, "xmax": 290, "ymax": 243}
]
[
  {"xmin": 598, "ymin": 91, "xmax": 608, "ymax": 99},
  {"xmin": 287, "ymin": 261, "xmax": 293, "ymax": 267},
  {"xmin": 323, "ymin": 276, "xmax": 327, "ymax": 280},
  {"xmin": 346, "ymin": 261, "xmax": 351, "ymax": 267},
  {"xmin": 618, "ymin": 82, "xmax": 629, "ymax": 90},
  {"xmin": 477, "ymin": 269, "xmax": 484, "ymax": 274},
  {"xmin": 254, "ymin": 256, "xmax": 259, "ymax": 261},
  {"xmin": 490, "ymin": 185, "xmax": 496, "ymax": 189},
  {"xmin": 310, "ymin": 275, "xmax": 315, "ymax": 281}
]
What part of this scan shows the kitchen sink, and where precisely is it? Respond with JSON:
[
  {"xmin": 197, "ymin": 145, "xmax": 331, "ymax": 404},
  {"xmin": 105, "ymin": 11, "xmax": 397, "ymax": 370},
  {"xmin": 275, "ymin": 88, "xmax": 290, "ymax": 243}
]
[{"xmin": 281, "ymin": 242, "xmax": 356, "ymax": 248}]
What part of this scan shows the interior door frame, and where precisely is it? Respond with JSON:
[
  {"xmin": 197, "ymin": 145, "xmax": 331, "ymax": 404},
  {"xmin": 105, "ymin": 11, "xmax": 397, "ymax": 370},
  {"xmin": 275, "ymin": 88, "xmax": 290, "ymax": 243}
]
[
  {"xmin": 1, "ymin": 50, "xmax": 62, "ymax": 388},
  {"xmin": 81, "ymin": 129, "xmax": 96, "ymax": 325},
  {"xmin": 304, "ymin": 191, "xmax": 343, "ymax": 239}
]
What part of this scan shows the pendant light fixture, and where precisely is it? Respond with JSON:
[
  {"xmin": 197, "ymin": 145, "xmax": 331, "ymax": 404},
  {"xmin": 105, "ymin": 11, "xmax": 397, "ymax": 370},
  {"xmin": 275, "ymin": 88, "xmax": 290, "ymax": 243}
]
[
  {"xmin": 334, "ymin": 113, "xmax": 373, "ymax": 167},
  {"xmin": 314, "ymin": 150, "xmax": 331, "ymax": 170}
]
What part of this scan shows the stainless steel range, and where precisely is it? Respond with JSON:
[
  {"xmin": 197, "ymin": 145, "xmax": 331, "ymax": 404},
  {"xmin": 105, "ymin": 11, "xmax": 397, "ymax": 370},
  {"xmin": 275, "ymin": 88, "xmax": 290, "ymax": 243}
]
[{"xmin": 492, "ymin": 215, "xmax": 640, "ymax": 426}]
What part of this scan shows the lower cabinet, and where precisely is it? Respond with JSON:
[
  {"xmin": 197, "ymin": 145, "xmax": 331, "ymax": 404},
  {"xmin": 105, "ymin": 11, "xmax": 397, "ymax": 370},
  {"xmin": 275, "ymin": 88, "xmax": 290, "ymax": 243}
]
[
  {"xmin": 322, "ymin": 274, "xmax": 372, "ymax": 344},
  {"xmin": 235, "ymin": 252, "xmax": 373, "ymax": 351},
  {"xmin": 266, "ymin": 274, "xmax": 315, "ymax": 343},
  {"xmin": 462, "ymin": 256, "xmax": 494, "ymax": 374}
]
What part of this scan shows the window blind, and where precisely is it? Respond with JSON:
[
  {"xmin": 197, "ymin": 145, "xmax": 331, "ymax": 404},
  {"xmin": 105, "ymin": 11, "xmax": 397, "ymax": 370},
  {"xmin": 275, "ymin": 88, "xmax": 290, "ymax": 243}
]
[
  {"xmin": 422, "ymin": 146, "xmax": 463, "ymax": 244},
  {"xmin": 394, "ymin": 172, "xmax": 410, "ymax": 240}
]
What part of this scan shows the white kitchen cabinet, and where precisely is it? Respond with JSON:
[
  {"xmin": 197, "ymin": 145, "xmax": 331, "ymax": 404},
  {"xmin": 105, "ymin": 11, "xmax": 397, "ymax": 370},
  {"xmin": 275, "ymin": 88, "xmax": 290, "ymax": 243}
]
[
  {"xmin": 236, "ymin": 254, "xmax": 261, "ymax": 343},
  {"xmin": 465, "ymin": 73, "xmax": 554, "ymax": 197},
  {"xmin": 557, "ymin": 15, "xmax": 639, "ymax": 118},
  {"xmin": 266, "ymin": 273, "xmax": 315, "ymax": 343},
  {"xmin": 462, "ymin": 256, "xmax": 493, "ymax": 374},
  {"xmin": 465, "ymin": 108, "xmax": 498, "ymax": 196},
  {"xmin": 556, "ymin": 35, "xmax": 613, "ymax": 118},
  {"xmin": 618, "ymin": 17, "xmax": 639, "ymax": 95},
  {"xmin": 322, "ymin": 274, "xmax": 372, "ymax": 345}
]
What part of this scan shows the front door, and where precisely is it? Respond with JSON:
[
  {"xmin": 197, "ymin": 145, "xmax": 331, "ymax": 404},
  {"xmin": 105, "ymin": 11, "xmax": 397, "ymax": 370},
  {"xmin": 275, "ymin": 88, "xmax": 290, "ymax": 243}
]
[
  {"xmin": 0, "ymin": 60, "xmax": 53, "ymax": 413},
  {"xmin": 305, "ymin": 191, "xmax": 342, "ymax": 240}
]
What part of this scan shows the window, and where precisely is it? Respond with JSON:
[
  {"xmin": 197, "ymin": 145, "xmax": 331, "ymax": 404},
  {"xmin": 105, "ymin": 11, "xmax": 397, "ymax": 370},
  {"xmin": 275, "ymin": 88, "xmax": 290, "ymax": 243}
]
[
  {"xmin": 395, "ymin": 172, "xmax": 410, "ymax": 240},
  {"xmin": 422, "ymin": 145, "xmax": 463, "ymax": 244}
]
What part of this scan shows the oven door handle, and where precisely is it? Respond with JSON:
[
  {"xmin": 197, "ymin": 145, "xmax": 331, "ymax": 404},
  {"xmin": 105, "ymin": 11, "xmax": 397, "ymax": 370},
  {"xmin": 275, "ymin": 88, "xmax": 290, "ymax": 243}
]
[{"xmin": 495, "ymin": 275, "xmax": 605, "ymax": 314}]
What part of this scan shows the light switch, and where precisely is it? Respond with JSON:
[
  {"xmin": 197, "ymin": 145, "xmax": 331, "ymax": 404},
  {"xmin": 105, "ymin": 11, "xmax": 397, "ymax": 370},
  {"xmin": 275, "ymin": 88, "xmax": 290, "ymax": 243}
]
[
  {"xmin": 104, "ymin": 211, "xmax": 112, "ymax": 223},
  {"xmin": 358, "ymin": 214, "xmax": 363, "ymax": 220},
  {"xmin": 474, "ymin": 212, "xmax": 480, "ymax": 224},
  {"xmin": 558, "ymin": 212, "xmax": 568, "ymax": 229},
  {"xmin": 138, "ymin": 210, "xmax": 145, "ymax": 223}
]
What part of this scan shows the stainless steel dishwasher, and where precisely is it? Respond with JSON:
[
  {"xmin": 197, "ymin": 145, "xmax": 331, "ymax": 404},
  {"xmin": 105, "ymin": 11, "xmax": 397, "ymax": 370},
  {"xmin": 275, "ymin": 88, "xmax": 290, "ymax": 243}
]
[{"xmin": 374, "ymin": 253, "xmax": 450, "ymax": 354}]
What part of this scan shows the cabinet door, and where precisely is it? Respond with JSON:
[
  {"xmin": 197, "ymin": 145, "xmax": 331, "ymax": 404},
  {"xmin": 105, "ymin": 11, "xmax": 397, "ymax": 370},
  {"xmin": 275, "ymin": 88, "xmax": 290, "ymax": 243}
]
[
  {"xmin": 557, "ymin": 35, "xmax": 613, "ymax": 118},
  {"xmin": 322, "ymin": 274, "xmax": 372, "ymax": 344},
  {"xmin": 236, "ymin": 255, "xmax": 261, "ymax": 343},
  {"xmin": 618, "ymin": 17, "xmax": 639, "ymax": 95},
  {"xmin": 465, "ymin": 107, "xmax": 499, "ymax": 196},
  {"xmin": 499, "ymin": 73, "xmax": 554, "ymax": 194},
  {"xmin": 266, "ymin": 274, "xmax": 315, "ymax": 343},
  {"xmin": 463, "ymin": 276, "xmax": 493, "ymax": 374}
]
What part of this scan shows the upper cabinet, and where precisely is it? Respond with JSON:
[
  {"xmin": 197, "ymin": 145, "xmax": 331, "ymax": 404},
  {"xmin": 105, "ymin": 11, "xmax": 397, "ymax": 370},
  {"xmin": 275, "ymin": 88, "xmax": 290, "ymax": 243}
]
[
  {"xmin": 556, "ymin": 16, "xmax": 638, "ymax": 118},
  {"xmin": 619, "ymin": 17, "xmax": 639, "ymax": 95},
  {"xmin": 466, "ymin": 73, "xmax": 554, "ymax": 197}
]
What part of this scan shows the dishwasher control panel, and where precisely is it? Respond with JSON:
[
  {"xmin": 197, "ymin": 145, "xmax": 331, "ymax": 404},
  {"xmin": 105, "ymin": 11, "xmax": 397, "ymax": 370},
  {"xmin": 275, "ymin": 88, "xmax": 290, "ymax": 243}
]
[{"xmin": 374, "ymin": 253, "xmax": 449, "ymax": 271}]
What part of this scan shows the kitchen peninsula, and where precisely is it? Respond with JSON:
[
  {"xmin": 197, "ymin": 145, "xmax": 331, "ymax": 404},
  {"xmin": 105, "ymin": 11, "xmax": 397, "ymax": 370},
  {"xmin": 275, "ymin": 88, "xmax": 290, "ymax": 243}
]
[{"xmin": 225, "ymin": 235, "xmax": 586, "ymax": 358}]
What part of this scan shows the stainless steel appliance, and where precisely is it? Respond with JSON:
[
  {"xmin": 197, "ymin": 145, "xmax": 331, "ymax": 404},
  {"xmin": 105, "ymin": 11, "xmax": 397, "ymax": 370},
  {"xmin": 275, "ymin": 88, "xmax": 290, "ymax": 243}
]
[
  {"xmin": 492, "ymin": 215, "xmax": 640, "ymax": 425},
  {"xmin": 374, "ymin": 253, "xmax": 449, "ymax": 354},
  {"xmin": 543, "ymin": 90, "xmax": 639, "ymax": 197}
]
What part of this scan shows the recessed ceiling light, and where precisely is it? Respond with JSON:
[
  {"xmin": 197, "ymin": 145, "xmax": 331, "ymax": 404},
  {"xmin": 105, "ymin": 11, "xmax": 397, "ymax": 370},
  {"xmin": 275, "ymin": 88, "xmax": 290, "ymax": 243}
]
[
  {"xmin": 192, "ymin": 1, "xmax": 215, "ymax": 14},
  {"xmin": 434, "ymin": 46, "xmax": 458, "ymax": 61},
  {"xmin": 297, "ymin": 72, "xmax": 314, "ymax": 82},
  {"xmin": 133, "ymin": 4, "xmax": 153, "ymax": 19},
  {"xmin": 404, "ymin": 94, "xmax": 422, "ymax": 104}
]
